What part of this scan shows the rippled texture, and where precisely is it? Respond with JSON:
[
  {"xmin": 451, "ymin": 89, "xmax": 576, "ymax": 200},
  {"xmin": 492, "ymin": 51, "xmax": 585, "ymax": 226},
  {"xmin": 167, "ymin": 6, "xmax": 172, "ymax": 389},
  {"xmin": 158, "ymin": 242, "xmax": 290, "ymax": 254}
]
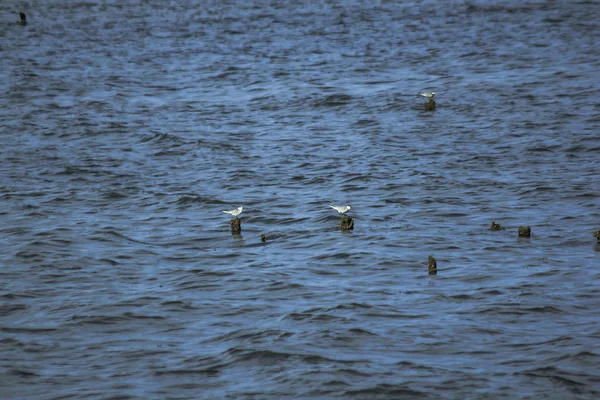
[{"xmin": 1, "ymin": 0, "xmax": 600, "ymax": 398}]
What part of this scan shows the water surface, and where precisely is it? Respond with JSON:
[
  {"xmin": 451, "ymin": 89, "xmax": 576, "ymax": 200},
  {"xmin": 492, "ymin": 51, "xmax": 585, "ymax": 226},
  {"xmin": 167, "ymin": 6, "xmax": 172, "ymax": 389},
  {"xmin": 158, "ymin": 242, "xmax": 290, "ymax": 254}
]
[{"xmin": 1, "ymin": 0, "xmax": 599, "ymax": 398}]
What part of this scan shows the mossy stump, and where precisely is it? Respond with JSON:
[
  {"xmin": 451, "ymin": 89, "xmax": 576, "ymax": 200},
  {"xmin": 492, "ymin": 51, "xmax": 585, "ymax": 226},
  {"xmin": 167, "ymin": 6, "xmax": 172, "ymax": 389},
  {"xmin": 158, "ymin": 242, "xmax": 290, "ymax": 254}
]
[
  {"xmin": 593, "ymin": 229, "xmax": 600, "ymax": 243},
  {"xmin": 339, "ymin": 215, "xmax": 354, "ymax": 230},
  {"xmin": 425, "ymin": 98, "xmax": 436, "ymax": 111},
  {"xmin": 428, "ymin": 256, "xmax": 437, "ymax": 275},
  {"xmin": 518, "ymin": 226, "xmax": 531, "ymax": 237},
  {"xmin": 261, "ymin": 234, "xmax": 266, "ymax": 242},
  {"xmin": 490, "ymin": 221, "xmax": 505, "ymax": 231},
  {"xmin": 230, "ymin": 217, "xmax": 241, "ymax": 234}
]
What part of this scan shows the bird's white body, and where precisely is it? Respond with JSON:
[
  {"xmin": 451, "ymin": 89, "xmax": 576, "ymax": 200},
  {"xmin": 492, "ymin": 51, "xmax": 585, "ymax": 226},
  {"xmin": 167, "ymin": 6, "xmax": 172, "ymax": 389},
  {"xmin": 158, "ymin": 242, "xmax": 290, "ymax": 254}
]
[
  {"xmin": 419, "ymin": 92, "xmax": 435, "ymax": 98},
  {"xmin": 329, "ymin": 205, "xmax": 351, "ymax": 214},
  {"xmin": 223, "ymin": 206, "xmax": 243, "ymax": 217}
]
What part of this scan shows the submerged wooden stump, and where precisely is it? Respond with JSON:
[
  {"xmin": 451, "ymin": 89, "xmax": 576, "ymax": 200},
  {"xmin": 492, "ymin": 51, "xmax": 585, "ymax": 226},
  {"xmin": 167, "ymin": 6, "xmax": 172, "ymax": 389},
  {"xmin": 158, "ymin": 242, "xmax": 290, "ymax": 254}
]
[
  {"xmin": 424, "ymin": 98, "xmax": 436, "ymax": 111},
  {"xmin": 490, "ymin": 221, "xmax": 505, "ymax": 231},
  {"xmin": 230, "ymin": 217, "xmax": 241, "ymax": 234},
  {"xmin": 261, "ymin": 234, "xmax": 266, "ymax": 242},
  {"xmin": 593, "ymin": 229, "xmax": 600, "ymax": 243},
  {"xmin": 518, "ymin": 226, "xmax": 531, "ymax": 237},
  {"xmin": 428, "ymin": 256, "xmax": 437, "ymax": 275},
  {"xmin": 339, "ymin": 215, "xmax": 354, "ymax": 230}
]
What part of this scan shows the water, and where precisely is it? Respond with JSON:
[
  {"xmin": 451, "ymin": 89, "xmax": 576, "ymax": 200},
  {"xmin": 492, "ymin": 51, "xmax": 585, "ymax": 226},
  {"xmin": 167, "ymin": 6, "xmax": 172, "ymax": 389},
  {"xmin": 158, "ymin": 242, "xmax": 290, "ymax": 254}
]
[{"xmin": 1, "ymin": 0, "xmax": 600, "ymax": 398}]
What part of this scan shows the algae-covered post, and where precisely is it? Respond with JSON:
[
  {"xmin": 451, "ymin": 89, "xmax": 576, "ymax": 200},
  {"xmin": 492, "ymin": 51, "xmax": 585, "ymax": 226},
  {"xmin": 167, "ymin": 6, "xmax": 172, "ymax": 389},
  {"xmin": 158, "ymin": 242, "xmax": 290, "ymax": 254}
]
[
  {"xmin": 223, "ymin": 206, "xmax": 243, "ymax": 234},
  {"xmin": 428, "ymin": 255, "xmax": 437, "ymax": 275},
  {"xmin": 339, "ymin": 214, "xmax": 354, "ymax": 230},
  {"xmin": 230, "ymin": 217, "xmax": 241, "ymax": 234},
  {"xmin": 490, "ymin": 221, "xmax": 505, "ymax": 231},
  {"xmin": 593, "ymin": 229, "xmax": 600, "ymax": 243},
  {"xmin": 518, "ymin": 226, "xmax": 531, "ymax": 237},
  {"xmin": 424, "ymin": 98, "xmax": 436, "ymax": 111}
]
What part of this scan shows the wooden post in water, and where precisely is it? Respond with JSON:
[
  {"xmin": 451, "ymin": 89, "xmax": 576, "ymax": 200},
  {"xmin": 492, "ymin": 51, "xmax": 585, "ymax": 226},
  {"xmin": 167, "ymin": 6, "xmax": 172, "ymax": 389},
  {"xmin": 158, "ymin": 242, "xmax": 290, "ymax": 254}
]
[
  {"xmin": 339, "ymin": 215, "xmax": 354, "ymax": 230},
  {"xmin": 424, "ymin": 98, "xmax": 436, "ymax": 111},
  {"xmin": 490, "ymin": 221, "xmax": 505, "ymax": 231},
  {"xmin": 428, "ymin": 256, "xmax": 437, "ymax": 275},
  {"xmin": 518, "ymin": 226, "xmax": 531, "ymax": 237},
  {"xmin": 230, "ymin": 217, "xmax": 241, "ymax": 234},
  {"xmin": 593, "ymin": 229, "xmax": 600, "ymax": 243}
]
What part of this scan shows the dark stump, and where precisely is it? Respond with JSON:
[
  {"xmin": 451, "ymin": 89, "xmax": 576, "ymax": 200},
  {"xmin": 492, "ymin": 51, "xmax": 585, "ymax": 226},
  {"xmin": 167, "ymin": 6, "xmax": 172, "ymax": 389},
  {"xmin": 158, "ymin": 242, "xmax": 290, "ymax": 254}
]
[
  {"xmin": 230, "ymin": 217, "xmax": 241, "ymax": 234},
  {"xmin": 518, "ymin": 226, "xmax": 531, "ymax": 237},
  {"xmin": 428, "ymin": 255, "xmax": 437, "ymax": 275},
  {"xmin": 425, "ymin": 98, "xmax": 436, "ymax": 111},
  {"xmin": 593, "ymin": 229, "xmax": 600, "ymax": 243},
  {"xmin": 490, "ymin": 221, "xmax": 505, "ymax": 231},
  {"xmin": 339, "ymin": 215, "xmax": 354, "ymax": 230},
  {"xmin": 261, "ymin": 234, "xmax": 266, "ymax": 242}
]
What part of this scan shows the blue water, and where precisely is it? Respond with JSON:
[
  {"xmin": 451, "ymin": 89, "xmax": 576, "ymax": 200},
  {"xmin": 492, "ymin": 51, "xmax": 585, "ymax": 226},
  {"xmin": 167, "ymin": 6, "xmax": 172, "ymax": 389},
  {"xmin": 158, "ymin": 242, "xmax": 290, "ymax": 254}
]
[{"xmin": 1, "ymin": 1, "xmax": 600, "ymax": 398}]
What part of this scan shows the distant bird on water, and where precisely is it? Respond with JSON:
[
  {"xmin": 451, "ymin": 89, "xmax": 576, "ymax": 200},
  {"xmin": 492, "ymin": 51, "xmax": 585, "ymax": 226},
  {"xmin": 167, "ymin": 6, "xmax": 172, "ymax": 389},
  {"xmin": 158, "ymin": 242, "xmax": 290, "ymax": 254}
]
[
  {"xmin": 17, "ymin": 12, "xmax": 27, "ymax": 25},
  {"xmin": 329, "ymin": 205, "xmax": 351, "ymax": 214},
  {"xmin": 222, "ymin": 206, "xmax": 243, "ymax": 217},
  {"xmin": 419, "ymin": 91, "xmax": 435, "ymax": 98}
]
